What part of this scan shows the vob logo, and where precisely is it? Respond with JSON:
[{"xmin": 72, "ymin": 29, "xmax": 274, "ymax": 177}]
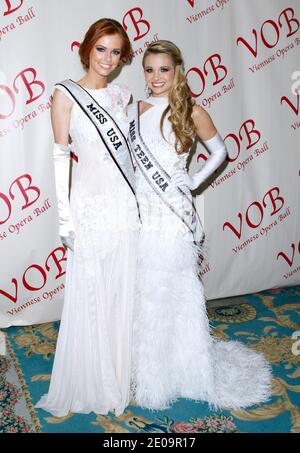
[
  {"xmin": 2, "ymin": 0, "xmax": 24, "ymax": 16},
  {"xmin": 0, "ymin": 174, "xmax": 41, "ymax": 225},
  {"xmin": 281, "ymin": 92, "xmax": 299, "ymax": 117},
  {"xmin": 223, "ymin": 187, "xmax": 285, "ymax": 239},
  {"xmin": 123, "ymin": 7, "xmax": 151, "ymax": 42},
  {"xmin": 0, "ymin": 68, "xmax": 45, "ymax": 120},
  {"xmin": 237, "ymin": 7, "xmax": 300, "ymax": 58},
  {"xmin": 277, "ymin": 241, "xmax": 300, "ymax": 268},
  {"xmin": 0, "ymin": 247, "xmax": 67, "ymax": 304},
  {"xmin": 187, "ymin": 54, "xmax": 228, "ymax": 98}
]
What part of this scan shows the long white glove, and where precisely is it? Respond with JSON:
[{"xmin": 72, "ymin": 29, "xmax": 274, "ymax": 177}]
[
  {"xmin": 172, "ymin": 132, "xmax": 228, "ymax": 191},
  {"xmin": 53, "ymin": 143, "xmax": 75, "ymax": 251}
]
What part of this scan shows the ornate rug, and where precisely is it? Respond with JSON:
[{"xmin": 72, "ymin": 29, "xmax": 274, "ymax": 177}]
[{"xmin": 1, "ymin": 285, "xmax": 300, "ymax": 433}]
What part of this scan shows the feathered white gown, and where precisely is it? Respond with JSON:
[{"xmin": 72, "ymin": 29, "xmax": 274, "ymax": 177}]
[{"xmin": 130, "ymin": 98, "xmax": 272, "ymax": 410}]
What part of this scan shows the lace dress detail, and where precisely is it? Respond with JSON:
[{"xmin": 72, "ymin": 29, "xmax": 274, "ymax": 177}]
[
  {"xmin": 36, "ymin": 82, "xmax": 138, "ymax": 417},
  {"xmin": 130, "ymin": 100, "xmax": 272, "ymax": 410}
]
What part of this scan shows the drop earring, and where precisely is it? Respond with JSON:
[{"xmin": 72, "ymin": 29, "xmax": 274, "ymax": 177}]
[{"xmin": 144, "ymin": 84, "xmax": 151, "ymax": 98}]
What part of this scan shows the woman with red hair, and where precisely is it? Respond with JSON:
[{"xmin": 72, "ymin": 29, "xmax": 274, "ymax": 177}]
[{"xmin": 36, "ymin": 18, "xmax": 139, "ymax": 417}]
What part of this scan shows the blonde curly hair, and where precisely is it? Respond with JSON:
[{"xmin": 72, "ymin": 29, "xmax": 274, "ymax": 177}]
[{"xmin": 142, "ymin": 40, "xmax": 195, "ymax": 154}]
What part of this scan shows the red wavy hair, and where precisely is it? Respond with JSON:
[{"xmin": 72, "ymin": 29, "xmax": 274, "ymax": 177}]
[{"xmin": 79, "ymin": 18, "xmax": 132, "ymax": 70}]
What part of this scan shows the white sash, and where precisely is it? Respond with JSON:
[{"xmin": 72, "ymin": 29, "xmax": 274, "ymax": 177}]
[
  {"xmin": 129, "ymin": 102, "xmax": 204, "ymax": 244},
  {"xmin": 56, "ymin": 79, "xmax": 140, "ymax": 219}
]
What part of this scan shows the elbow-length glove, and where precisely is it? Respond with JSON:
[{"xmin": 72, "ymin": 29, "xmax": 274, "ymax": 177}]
[
  {"xmin": 172, "ymin": 132, "xmax": 228, "ymax": 191},
  {"xmin": 53, "ymin": 143, "xmax": 75, "ymax": 250}
]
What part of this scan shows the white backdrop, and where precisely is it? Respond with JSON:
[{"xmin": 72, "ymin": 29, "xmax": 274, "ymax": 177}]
[{"xmin": 0, "ymin": 0, "xmax": 299, "ymax": 327}]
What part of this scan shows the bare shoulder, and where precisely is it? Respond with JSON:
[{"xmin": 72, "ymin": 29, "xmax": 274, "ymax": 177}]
[
  {"xmin": 52, "ymin": 88, "xmax": 73, "ymax": 112},
  {"xmin": 191, "ymin": 104, "xmax": 212, "ymax": 124},
  {"xmin": 140, "ymin": 100, "xmax": 153, "ymax": 115},
  {"xmin": 191, "ymin": 104, "xmax": 217, "ymax": 140}
]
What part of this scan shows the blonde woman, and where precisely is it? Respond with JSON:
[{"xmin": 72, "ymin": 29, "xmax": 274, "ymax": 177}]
[{"xmin": 128, "ymin": 40, "xmax": 272, "ymax": 410}]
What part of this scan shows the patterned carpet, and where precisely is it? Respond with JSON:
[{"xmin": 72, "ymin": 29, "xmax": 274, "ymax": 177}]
[{"xmin": 1, "ymin": 285, "xmax": 300, "ymax": 433}]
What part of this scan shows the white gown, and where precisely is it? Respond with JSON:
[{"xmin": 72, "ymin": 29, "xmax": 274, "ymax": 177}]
[
  {"xmin": 130, "ymin": 97, "xmax": 272, "ymax": 410},
  {"xmin": 36, "ymin": 83, "xmax": 139, "ymax": 417}
]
